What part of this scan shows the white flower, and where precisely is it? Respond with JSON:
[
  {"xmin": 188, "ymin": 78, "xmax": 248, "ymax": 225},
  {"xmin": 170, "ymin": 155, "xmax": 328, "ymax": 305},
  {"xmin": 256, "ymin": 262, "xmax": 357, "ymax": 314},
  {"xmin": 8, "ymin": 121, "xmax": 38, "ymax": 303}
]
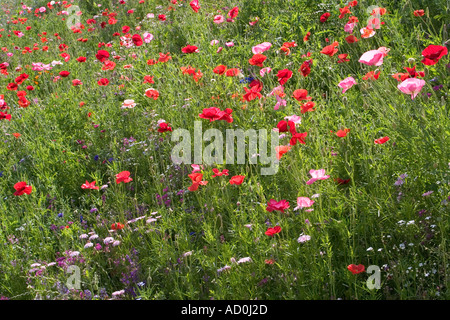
[
  {"xmin": 237, "ymin": 257, "xmax": 252, "ymax": 264},
  {"xmin": 104, "ymin": 237, "xmax": 114, "ymax": 244},
  {"xmin": 70, "ymin": 251, "xmax": 80, "ymax": 257},
  {"xmin": 84, "ymin": 242, "xmax": 94, "ymax": 249}
]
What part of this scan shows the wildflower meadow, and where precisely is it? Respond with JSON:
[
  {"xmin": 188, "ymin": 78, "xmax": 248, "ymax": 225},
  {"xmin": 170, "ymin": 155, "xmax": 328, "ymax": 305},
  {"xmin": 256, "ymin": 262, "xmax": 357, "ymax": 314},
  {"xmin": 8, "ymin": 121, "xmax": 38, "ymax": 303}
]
[{"xmin": 0, "ymin": 0, "xmax": 449, "ymax": 302}]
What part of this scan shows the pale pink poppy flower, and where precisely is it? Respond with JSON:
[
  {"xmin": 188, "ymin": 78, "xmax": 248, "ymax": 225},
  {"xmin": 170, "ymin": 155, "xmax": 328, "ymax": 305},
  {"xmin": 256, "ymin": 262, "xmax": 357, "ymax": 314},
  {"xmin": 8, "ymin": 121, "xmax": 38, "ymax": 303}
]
[
  {"xmin": 121, "ymin": 99, "xmax": 136, "ymax": 109},
  {"xmin": 214, "ymin": 15, "xmax": 225, "ymax": 24},
  {"xmin": 284, "ymin": 115, "xmax": 301, "ymax": 124},
  {"xmin": 294, "ymin": 197, "xmax": 315, "ymax": 210},
  {"xmin": 7, "ymin": 53, "xmax": 13, "ymax": 57},
  {"xmin": 274, "ymin": 95, "xmax": 286, "ymax": 110},
  {"xmin": 143, "ymin": 32, "xmax": 153, "ymax": 43},
  {"xmin": 359, "ymin": 50, "xmax": 385, "ymax": 66},
  {"xmin": 191, "ymin": 164, "xmax": 204, "ymax": 173},
  {"xmin": 217, "ymin": 46, "xmax": 223, "ymax": 53},
  {"xmin": 237, "ymin": 257, "xmax": 252, "ymax": 264},
  {"xmin": 306, "ymin": 169, "xmax": 330, "ymax": 185},
  {"xmin": 344, "ymin": 22, "xmax": 355, "ymax": 33},
  {"xmin": 297, "ymin": 235, "xmax": 311, "ymax": 243},
  {"xmin": 397, "ymin": 78, "xmax": 426, "ymax": 100},
  {"xmin": 210, "ymin": 39, "xmax": 219, "ymax": 46},
  {"xmin": 225, "ymin": 41, "xmax": 234, "ymax": 47},
  {"xmin": 260, "ymin": 67, "xmax": 272, "ymax": 77},
  {"xmin": 360, "ymin": 27, "xmax": 376, "ymax": 38},
  {"xmin": 147, "ymin": 13, "xmax": 155, "ymax": 18},
  {"xmin": 39, "ymin": 7, "xmax": 46, "ymax": 13},
  {"xmin": 252, "ymin": 42, "xmax": 271, "ymax": 54},
  {"xmin": 338, "ymin": 76, "xmax": 357, "ymax": 93}
]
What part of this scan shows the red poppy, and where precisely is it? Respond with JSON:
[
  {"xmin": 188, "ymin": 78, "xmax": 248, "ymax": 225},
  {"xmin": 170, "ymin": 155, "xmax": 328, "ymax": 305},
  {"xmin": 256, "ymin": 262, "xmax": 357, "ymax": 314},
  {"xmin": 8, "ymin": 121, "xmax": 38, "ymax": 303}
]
[
  {"xmin": 143, "ymin": 75, "xmax": 154, "ymax": 84},
  {"xmin": 158, "ymin": 52, "xmax": 172, "ymax": 63},
  {"xmin": 0, "ymin": 111, "xmax": 11, "ymax": 121},
  {"xmin": 145, "ymin": 88, "xmax": 159, "ymax": 100},
  {"xmin": 413, "ymin": 9, "xmax": 424, "ymax": 17},
  {"xmin": 7, "ymin": 83, "xmax": 18, "ymax": 91},
  {"xmin": 13, "ymin": 181, "xmax": 32, "ymax": 196},
  {"xmin": 188, "ymin": 173, "xmax": 208, "ymax": 191},
  {"xmin": 348, "ymin": 264, "xmax": 365, "ymax": 274},
  {"xmin": 349, "ymin": 1, "xmax": 358, "ymax": 7},
  {"xmin": 338, "ymin": 6, "xmax": 351, "ymax": 19},
  {"xmin": 421, "ymin": 44, "xmax": 448, "ymax": 66},
  {"xmin": 111, "ymin": 222, "xmax": 125, "ymax": 230},
  {"xmin": 190, "ymin": 0, "xmax": 200, "ymax": 13},
  {"xmin": 277, "ymin": 69, "xmax": 293, "ymax": 85},
  {"xmin": 59, "ymin": 71, "xmax": 70, "ymax": 77},
  {"xmin": 299, "ymin": 60, "xmax": 312, "ymax": 77},
  {"xmin": 158, "ymin": 122, "xmax": 173, "ymax": 133},
  {"xmin": 225, "ymin": 68, "xmax": 240, "ymax": 77},
  {"xmin": 95, "ymin": 50, "xmax": 109, "ymax": 62},
  {"xmin": 293, "ymin": 89, "xmax": 312, "ymax": 101},
  {"xmin": 212, "ymin": 168, "xmax": 229, "ymax": 178},
  {"xmin": 198, "ymin": 107, "xmax": 233, "ymax": 123},
  {"xmin": 132, "ymin": 34, "xmax": 143, "ymax": 46},
  {"xmin": 249, "ymin": 54, "xmax": 267, "ymax": 67},
  {"xmin": 374, "ymin": 136, "xmax": 390, "ymax": 144},
  {"xmin": 345, "ymin": 35, "xmax": 359, "ymax": 43},
  {"xmin": 182, "ymin": 45, "xmax": 198, "ymax": 54},
  {"xmin": 337, "ymin": 53, "xmax": 350, "ymax": 63},
  {"xmin": 277, "ymin": 120, "xmax": 289, "ymax": 132},
  {"xmin": 76, "ymin": 56, "xmax": 86, "ymax": 62},
  {"xmin": 303, "ymin": 31, "xmax": 311, "ymax": 42},
  {"xmin": 81, "ymin": 181, "xmax": 99, "ymax": 190},
  {"xmin": 102, "ymin": 60, "xmax": 116, "ymax": 71},
  {"xmin": 213, "ymin": 65, "xmax": 227, "ymax": 75},
  {"xmin": 243, "ymin": 86, "xmax": 262, "ymax": 101},
  {"xmin": 320, "ymin": 12, "xmax": 331, "ymax": 23},
  {"xmin": 228, "ymin": 6, "xmax": 239, "ymax": 19},
  {"xmin": 321, "ymin": 41, "xmax": 339, "ymax": 56},
  {"xmin": 290, "ymin": 131, "xmax": 308, "ymax": 146},
  {"xmin": 300, "ymin": 101, "xmax": 316, "ymax": 114},
  {"xmin": 265, "ymin": 226, "xmax": 281, "ymax": 236},
  {"xmin": 116, "ymin": 171, "xmax": 133, "ymax": 184},
  {"xmin": 266, "ymin": 199, "xmax": 290, "ymax": 213},
  {"xmin": 336, "ymin": 128, "xmax": 350, "ymax": 137},
  {"xmin": 335, "ymin": 177, "xmax": 351, "ymax": 185},
  {"xmin": 158, "ymin": 14, "xmax": 166, "ymax": 21},
  {"xmin": 362, "ymin": 71, "xmax": 380, "ymax": 80},
  {"xmin": 229, "ymin": 175, "xmax": 245, "ymax": 185},
  {"xmin": 97, "ymin": 78, "xmax": 109, "ymax": 86}
]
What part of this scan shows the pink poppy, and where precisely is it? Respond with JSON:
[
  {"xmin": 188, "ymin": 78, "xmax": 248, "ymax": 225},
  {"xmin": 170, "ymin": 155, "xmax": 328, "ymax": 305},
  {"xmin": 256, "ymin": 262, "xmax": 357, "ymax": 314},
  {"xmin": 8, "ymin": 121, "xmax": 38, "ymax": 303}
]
[
  {"xmin": 306, "ymin": 169, "xmax": 330, "ymax": 185},
  {"xmin": 252, "ymin": 42, "xmax": 272, "ymax": 54},
  {"xmin": 338, "ymin": 76, "xmax": 357, "ymax": 93},
  {"xmin": 266, "ymin": 199, "xmax": 290, "ymax": 213},
  {"xmin": 397, "ymin": 78, "xmax": 425, "ymax": 99},
  {"xmin": 260, "ymin": 67, "xmax": 272, "ymax": 77},
  {"xmin": 358, "ymin": 49, "xmax": 386, "ymax": 66},
  {"xmin": 213, "ymin": 15, "xmax": 225, "ymax": 24},
  {"xmin": 294, "ymin": 197, "xmax": 314, "ymax": 210}
]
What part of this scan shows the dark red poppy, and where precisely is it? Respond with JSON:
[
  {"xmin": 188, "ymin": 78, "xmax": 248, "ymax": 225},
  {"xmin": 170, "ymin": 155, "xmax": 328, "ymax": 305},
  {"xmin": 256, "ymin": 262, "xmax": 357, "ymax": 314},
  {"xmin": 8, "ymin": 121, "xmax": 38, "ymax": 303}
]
[
  {"xmin": 320, "ymin": 12, "xmax": 331, "ymax": 23},
  {"xmin": 158, "ymin": 122, "xmax": 173, "ymax": 133},
  {"xmin": 132, "ymin": 34, "xmax": 143, "ymax": 46},
  {"xmin": 97, "ymin": 78, "xmax": 109, "ymax": 86},
  {"xmin": 59, "ymin": 71, "xmax": 70, "ymax": 77},
  {"xmin": 95, "ymin": 50, "xmax": 109, "ymax": 62},
  {"xmin": 182, "ymin": 45, "xmax": 198, "ymax": 54}
]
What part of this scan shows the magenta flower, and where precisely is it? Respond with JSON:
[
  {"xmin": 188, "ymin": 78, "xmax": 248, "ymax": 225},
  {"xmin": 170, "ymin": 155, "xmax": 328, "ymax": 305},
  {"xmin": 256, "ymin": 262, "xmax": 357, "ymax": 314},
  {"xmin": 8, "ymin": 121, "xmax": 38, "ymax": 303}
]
[
  {"xmin": 397, "ymin": 78, "xmax": 426, "ymax": 100},
  {"xmin": 338, "ymin": 76, "xmax": 357, "ymax": 93},
  {"xmin": 274, "ymin": 95, "xmax": 286, "ymax": 110},
  {"xmin": 294, "ymin": 197, "xmax": 315, "ymax": 210},
  {"xmin": 213, "ymin": 15, "xmax": 225, "ymax": 24},
  {"xmin": 260, "ymin": 67, "xmax": 272, "ymax": 77},
  {"xmin": 306, "ymin": 169, "xmax": 330, "ymax": 185},
  {"xmin": 266, "ymin": 199, "xmax": 290, "ymax": 213}
]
